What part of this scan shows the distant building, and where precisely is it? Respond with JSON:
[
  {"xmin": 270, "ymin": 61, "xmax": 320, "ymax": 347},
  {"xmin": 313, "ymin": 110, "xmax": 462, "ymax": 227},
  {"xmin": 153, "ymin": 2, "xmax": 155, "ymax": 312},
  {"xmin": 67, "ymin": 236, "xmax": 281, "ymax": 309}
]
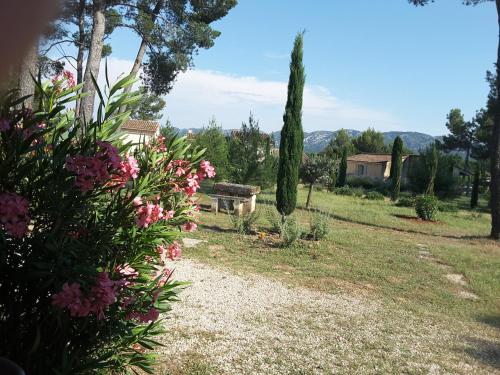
[
  {"xmin": 120, "ymin": 120, "xmax": 160, "ymax": 145},
  {"xmin": 347, "ymin": 153, "xmax": 419, "ymax": 182}
]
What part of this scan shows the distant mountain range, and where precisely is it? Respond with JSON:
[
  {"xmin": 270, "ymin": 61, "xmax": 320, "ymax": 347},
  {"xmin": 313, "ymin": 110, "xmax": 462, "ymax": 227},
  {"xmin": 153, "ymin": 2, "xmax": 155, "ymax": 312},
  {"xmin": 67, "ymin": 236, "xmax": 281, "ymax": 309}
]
[{"xmin": 173, "ymin": 127, "xmax": 440, "ymax": 153}]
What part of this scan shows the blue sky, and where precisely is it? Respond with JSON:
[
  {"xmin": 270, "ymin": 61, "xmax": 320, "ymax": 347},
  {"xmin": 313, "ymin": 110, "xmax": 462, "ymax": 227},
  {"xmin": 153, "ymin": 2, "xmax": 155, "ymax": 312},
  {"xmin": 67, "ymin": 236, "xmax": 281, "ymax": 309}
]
[{"xmin": 103, "ymin": 0, "xmax": 497, "ymax": 135}]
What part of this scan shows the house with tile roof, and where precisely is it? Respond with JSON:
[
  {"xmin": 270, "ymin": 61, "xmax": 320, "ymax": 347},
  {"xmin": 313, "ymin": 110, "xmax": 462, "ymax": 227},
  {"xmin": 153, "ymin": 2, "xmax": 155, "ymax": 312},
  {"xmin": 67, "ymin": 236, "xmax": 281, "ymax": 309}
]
[
  {"xmin": 120, "ymin": 120, "xmax": 160, "ymax": 146},
  {"xmin": 347, "ymin": 153, "xmax": 420, "ymax": 182}
]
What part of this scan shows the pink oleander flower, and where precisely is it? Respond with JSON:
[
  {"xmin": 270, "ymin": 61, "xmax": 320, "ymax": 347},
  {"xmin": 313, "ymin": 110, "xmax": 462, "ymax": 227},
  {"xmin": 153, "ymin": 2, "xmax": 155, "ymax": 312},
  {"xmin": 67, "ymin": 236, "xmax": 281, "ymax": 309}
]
[
  {"xmin": 52, "ymin": 282, "xmax": 91, "ymax": 317},
  {"xmin": 175, "ymin": 167, "xmax": 186, "ymax": 177},
  {"xmin": 157, "ymin": 244, "xmax": 167, "ymax": 264},
  {"xmin": 164, "ymin": 210, "xmax": 175, "ymax": 220},
  {"xmin": 116, "ymin": 264, "xmax": 139, "ymax": 284},
  {"xmin": 133, "ymin": 196, "xmax": 143, "ymax": 207},
  {"xmin": 199, "ymin": 160, "xmax": 216, "ymax": 178},
  {"xmin": 0, "ymin": 192, "xmax": 30, "ymax": 238},
  {"xmin": 63, "ymin": 70, "xmax": 76, "ymax": 87},
  {"xmin": 135, "ymin": 202, "xmax": 164, "ymax": 228},
  {"xmin": 87, "ymin": 272, "xmax": 121, "ymax": 320},
  {"xmin": 52, "ymin": 272, "xmax": 123, "ymax": 320},
  {"xmin": 121, "ymin": 156, "xmax": 140, "ymax": 179},
  {"xmin": 0, "ymin": 118, "xmax": 10, "ymax": 132},
  {"xmin": 96, "ymin": 141, "xmax": 122, "ymax": 169},
  {"xmin": 183, "ymin": 222, "xmax": 197, "ymax": 232},
  {"xmin": 184, "ymin": 173, "xmax": 200, "ymax": 196},
  {"xmin": 52, "ymin": 70, "xmax": 76, "ymax": 91},
  {"xmin": 153, "ymin": 265, "xmax": 172, "ymax": 286},
  {"xmin": 65, "ymin": 154, "xmax": 110, "ymax": 192},
  {"xmin": 111, "ymin": 156, "xmax": 140, "ymax": 187},
  {"xmin": 127, "ymin": 307, "xmax": 160, "ymax": 323},
  {"xmin": 167, "ymin": 241, "xmax": 182, "ymax": 260}
]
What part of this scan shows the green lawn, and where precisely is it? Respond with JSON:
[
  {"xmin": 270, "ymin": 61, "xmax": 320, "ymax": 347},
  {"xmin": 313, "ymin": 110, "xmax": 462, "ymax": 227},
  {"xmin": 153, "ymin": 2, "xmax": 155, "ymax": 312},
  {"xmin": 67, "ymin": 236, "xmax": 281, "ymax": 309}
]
[
  {"xmin": 191, "ymin": 186, "xmax": 498, "ymax": 324},
  {"xmin": 172, "ymin": 186, "xmax": 500, "ymax": 373}
]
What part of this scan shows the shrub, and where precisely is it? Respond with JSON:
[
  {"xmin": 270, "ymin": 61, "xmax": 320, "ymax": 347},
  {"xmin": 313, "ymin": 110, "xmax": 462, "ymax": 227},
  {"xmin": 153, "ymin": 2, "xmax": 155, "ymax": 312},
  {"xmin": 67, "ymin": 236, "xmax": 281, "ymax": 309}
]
[
  {"xmin": 396, "ymin": 196, "xmax": 416, "ymax": 208},
  {"xmin": 307, "ymin": 211, "xmax": 330, "ymax": 241},
  {"xmin": 364, "ymin": 191, "xmax": 384, "ymax": 201},
  {"xmin": 415, "ymin": 195, "xmax": 439, "ymax": 221},
  {"xmin": 0, "ymin": 73, "xmax": 216, "ymax": 373},
  {"xmin": 280, "ymin": 216, "xmax": 303, "ymax": 247},
  {"xmin": 229, "ymin": 211, "xmax": 259, "ymax": 234},
  {"xmin": 346, "ymin": 176, "xmax": 375, "ymax": 189},
  {"xmin": 264, "ymin": 202, "xmax": 282, "ymax": 233},
  {"xmin": 334, "ymin": 186, "xmax": 364, "ymax": 197}
]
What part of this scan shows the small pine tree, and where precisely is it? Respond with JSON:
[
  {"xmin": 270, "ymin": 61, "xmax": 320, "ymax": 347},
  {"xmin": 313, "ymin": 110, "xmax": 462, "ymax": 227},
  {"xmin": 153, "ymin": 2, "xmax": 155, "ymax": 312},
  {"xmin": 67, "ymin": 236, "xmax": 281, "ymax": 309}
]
[
  {"xmin": 390, "ymin": 136, "xmax": 403, "ymax": 201},
  {"xmin": 471, "ymin": 168, "xmax": 480, "ymax": 208},
  {"xmin": 276, "ymin": 32, "xmax": 305, "ymax": 219},
  {"xmin": 337, "ymin": 147, "xmax": 348, "ymax": 187}
]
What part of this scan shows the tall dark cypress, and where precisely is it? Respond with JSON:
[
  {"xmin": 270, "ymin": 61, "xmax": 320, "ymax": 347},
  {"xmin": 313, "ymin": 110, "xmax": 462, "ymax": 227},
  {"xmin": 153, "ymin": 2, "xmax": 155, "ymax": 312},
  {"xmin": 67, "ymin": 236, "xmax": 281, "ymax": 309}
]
[
  {"xmin": 390, "ymin": 136, "xmax": 403, "ymax": 201},
  {"xmin": 276, "ymin": 32, "xmax": 305, "ymax": 217},
  {"xmin": 337, "ymin": 147, "xmax": 347, "ymax": 187}
]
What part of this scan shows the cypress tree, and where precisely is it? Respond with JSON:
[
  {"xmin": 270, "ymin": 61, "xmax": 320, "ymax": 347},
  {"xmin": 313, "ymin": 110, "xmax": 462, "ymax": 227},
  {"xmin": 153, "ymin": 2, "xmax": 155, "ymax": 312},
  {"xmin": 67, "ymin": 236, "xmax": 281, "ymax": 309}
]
[
  {"xmin": 471, "ymin": 168, "xmax": 480, "ymax": 208},
  {"xmin": 337, "ymin": 147, "xmax": 348, "ymax": 187},
  {"xmin": 276, "ymin": 32, "xmax": 305, "ymax": 218},
  {"xmin": 390, "ymin": 136, "xmax": 403, "ymax": 201}
]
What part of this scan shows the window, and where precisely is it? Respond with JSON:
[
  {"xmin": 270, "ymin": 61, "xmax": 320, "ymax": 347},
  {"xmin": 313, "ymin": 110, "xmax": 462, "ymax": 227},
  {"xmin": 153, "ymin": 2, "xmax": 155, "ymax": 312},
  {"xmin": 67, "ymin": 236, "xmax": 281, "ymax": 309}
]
[{"xmin": 357, "ymin": 164, "xmax": 365, "ymax": 176}]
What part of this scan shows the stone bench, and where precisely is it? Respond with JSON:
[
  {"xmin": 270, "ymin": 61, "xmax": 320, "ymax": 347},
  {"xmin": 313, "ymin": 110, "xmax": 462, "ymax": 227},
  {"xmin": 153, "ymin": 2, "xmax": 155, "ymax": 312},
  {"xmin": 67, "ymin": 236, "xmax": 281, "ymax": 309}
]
[
  {"xmin": 209, "ymin": 183, "xmax": 261, "ymax": 216},
  {"xmin": 208, "ymin": 194, "xmax": 251, "ymax": 216}
]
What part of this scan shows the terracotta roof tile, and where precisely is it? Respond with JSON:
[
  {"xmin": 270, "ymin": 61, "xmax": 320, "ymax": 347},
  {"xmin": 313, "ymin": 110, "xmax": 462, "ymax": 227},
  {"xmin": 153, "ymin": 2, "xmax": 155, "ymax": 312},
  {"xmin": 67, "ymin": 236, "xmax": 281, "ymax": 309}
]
[{"xmin": 121, "ymin": 120, "xmax": 160, "ymax": 133}]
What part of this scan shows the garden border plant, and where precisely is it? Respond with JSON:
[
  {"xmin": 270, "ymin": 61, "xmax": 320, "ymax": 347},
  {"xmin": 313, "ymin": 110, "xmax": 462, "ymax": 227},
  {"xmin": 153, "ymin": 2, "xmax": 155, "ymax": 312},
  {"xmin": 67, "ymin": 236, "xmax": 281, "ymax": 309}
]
[{"xmin": 0, "ymin": 71, "xmax": 216, "ymax": 374}]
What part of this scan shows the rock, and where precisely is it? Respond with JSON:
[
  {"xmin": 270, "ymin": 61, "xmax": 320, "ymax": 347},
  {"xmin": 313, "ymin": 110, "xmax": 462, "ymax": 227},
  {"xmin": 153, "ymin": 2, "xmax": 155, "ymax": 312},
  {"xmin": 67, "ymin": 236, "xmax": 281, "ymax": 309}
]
[{"xmin": 182, "ymin": 238, "xmax": 207, "ymax": 248}]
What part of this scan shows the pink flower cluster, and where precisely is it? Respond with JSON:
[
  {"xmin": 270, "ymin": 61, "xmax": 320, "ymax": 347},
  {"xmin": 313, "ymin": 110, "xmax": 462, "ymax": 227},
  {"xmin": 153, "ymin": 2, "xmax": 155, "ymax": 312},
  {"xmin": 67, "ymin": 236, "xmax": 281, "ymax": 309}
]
[
  {"xmin": 127, "ymin": 307, "xmax": 160, "ymax": 323},
  {"xmin": 116, "ymin": 263, "xmax": 139, "ymax": 286},
  {"xmin": 167, "ymin": 159, "xmax": 216, "ymax": 197},
  {"xmin": 66, "ymin": 141, "xmax": 139, "ymax": 192},
  {"xmin": 52, "ymin": 272, "xmax": 124, "ymax": 319},
  {"xmin": 199, "ymin": 160, "xmax": 216, "ymax": 179},
  {"xmin": 183, "ymin": 222, "xmax": 197, "ymax": 232},
  {"xmin": 0, "ymin": 192, "xmax": 30, "ymax": 238},
  {"xmin": 134, "ymin": 197, "xmax": 165, "ymax": 228},
  {"xmin": 51, "ymin": 70, "xmax": 76, "ymax": 92},
  {"xmin": 111, "ymin": 155, "xmax": 140, "ymax": 187}
]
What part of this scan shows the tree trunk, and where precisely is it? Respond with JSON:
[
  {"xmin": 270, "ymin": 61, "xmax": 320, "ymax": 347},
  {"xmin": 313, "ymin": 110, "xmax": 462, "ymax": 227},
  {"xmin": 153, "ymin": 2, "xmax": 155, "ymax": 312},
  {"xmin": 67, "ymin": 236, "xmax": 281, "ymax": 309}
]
[
  {"xmin": 306, "ymin": 182, "xmax": 313, "ymax": 209},
  {"xmin": 17, "ymin": 42, "xmax": 38, "ymax": 108},
  {"xmin": 75, "ymin": 0, "xmax": 86, "ymax": 115},
  {"xmin": 118, "ymin": 0, "xmax": 164, "ymax": 114},
  {"xmin": 491, "ymin": 0, "xmax": 500, "ymax": 239},
  {"xmin": 79, "ymin": 0, "xmax": 106, "ymax": 124},
  {"xmin": 464, "ymin": 146, "xmax": 471, "ymax": 196},
  {"xmin": 118, "ymin": 39, "xmax": 147, "ymax": 113}
]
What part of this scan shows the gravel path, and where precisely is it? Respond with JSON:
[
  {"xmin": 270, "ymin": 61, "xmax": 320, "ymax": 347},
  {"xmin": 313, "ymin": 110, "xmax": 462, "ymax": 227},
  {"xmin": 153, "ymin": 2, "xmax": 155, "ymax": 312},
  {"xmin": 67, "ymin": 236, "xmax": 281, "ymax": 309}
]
[{"xmin": 158, "ymin": 259, "xmax": 498, "ymax": 374}]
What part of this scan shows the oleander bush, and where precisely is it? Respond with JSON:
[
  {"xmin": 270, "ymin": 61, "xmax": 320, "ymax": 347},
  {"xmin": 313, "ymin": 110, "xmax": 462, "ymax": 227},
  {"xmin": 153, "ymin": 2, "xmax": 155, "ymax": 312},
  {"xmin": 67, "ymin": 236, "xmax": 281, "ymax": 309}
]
[
  {"xmin": 415, "ymin": 195, "xmax": 439, "ymax": 221},
  {"xmin": 0, "ymin": 72, "xmax": 215, "ymax": 374}
]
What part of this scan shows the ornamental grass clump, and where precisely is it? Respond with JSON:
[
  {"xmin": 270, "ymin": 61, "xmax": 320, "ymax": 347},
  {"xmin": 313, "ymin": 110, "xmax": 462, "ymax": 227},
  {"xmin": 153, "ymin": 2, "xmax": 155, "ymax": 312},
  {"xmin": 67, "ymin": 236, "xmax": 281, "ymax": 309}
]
[
  {"xmin": 0, "ymin": 72, "xmax": 215, "ymax": 374},
  {"xmin": 307, "ymin": 211, "xmax": 330, "ymax": 241}
]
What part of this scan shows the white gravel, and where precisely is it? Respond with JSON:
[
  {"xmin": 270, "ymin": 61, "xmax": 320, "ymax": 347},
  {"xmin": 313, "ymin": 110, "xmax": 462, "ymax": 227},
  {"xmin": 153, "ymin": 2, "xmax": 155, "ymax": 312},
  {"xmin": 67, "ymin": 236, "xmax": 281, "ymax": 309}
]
[{"xmin": 158, "ymin": 259, "xmax": 497, "ymax": 374}]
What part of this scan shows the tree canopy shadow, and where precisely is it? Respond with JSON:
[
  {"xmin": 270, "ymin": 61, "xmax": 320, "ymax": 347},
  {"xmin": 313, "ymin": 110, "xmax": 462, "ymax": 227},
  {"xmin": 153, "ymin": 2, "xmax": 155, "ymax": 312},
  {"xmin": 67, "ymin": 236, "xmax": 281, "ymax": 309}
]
[
  {"xmin": 477, "ymin": 314, "xmax": 500, "ymax": 330},
  {"xmin": 463, "ymin": 337, "xmax": 500, "ymax": 369}
]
